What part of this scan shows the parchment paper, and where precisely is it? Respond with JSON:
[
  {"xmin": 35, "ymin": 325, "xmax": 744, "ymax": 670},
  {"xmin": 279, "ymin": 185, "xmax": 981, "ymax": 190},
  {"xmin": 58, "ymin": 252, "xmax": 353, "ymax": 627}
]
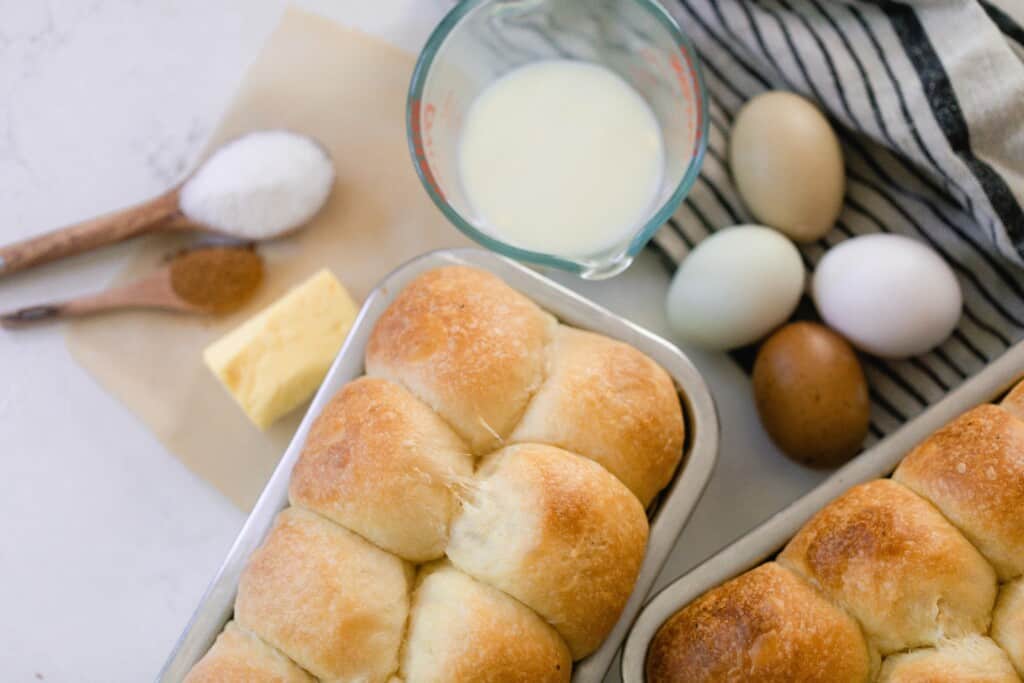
[{"xmin": 67, "ymin": 7, "xmax": 471, "ymax": 511}]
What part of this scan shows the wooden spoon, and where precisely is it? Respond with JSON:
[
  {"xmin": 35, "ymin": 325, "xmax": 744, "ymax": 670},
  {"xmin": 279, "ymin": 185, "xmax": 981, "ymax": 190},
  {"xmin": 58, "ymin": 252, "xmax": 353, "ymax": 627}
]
[
  {"xmin": 0, "ymin": 188, "xmax": 193, "ymax": 278},
  {"xmin": 1, "ymin": 244, "xmax": 263, "ymax": 328},
  {"xmin": 0, "ymin": 261, "xmax": 204, "ymax": 327},
  {"xmin": 0, "ymin": 130, "xmax": 333, "ymax": 278}
]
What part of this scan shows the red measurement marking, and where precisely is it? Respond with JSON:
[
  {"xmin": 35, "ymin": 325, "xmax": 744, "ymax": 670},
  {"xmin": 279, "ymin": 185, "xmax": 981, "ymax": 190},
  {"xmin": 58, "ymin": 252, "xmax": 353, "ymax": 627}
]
[
  {"xmin": 408, "ymin": 97, "xmax": 446, "ymax": 201},
  {"xmin": 671, "ymin": 50, "xmax": 701, "ymax": 143},
  {"xmin": 670, "ymin": 53, "xmax": 689, "ymax": 93}
]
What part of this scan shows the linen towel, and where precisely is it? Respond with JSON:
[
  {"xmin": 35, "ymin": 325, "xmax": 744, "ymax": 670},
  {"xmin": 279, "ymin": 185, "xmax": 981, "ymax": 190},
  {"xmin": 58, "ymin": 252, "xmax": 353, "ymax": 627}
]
[{"xmin": 653, "ymin": 0, "xmax": 1024, "ymax": 445}]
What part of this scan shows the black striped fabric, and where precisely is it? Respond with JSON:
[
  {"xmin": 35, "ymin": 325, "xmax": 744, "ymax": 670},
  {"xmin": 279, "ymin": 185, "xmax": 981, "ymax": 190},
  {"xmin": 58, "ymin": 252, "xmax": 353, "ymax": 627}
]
[{"xmin": 652, "ymin": 0, "xmax": 1024, "ymax": 446}]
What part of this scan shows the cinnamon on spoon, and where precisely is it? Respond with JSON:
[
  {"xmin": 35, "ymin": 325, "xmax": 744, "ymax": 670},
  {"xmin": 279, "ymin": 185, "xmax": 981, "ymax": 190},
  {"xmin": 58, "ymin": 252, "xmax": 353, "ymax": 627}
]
[{"xmin": 1, "ymin": 244, "xmax": 263, "ymax": 327}]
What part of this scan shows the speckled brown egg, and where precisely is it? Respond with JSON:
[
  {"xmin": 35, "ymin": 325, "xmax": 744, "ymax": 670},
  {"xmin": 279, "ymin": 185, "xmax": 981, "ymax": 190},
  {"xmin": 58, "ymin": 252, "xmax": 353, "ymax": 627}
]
[{"xmin": 752, "ymin": 322, "xmax": 869, "ymax": 468}]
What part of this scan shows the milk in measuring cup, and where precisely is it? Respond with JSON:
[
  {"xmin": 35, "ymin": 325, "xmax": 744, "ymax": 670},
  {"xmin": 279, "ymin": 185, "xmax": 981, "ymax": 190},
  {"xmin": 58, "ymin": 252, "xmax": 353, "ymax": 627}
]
[{"xmin": 458, "ymin": 60, "xmax": 664, "ymax": 258}]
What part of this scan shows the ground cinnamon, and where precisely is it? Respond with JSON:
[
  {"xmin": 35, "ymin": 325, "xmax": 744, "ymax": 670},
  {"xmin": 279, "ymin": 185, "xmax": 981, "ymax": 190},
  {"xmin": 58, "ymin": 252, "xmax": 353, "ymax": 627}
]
[{"xmin": 169, "ymin": 245, "xmax": 263, "ymax": 314}]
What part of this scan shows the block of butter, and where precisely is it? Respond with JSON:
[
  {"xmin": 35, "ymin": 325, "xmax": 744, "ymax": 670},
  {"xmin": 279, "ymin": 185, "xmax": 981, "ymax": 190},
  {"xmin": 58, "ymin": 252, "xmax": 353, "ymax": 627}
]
[{"xmin": 203, "ymin": 269, "xmax": 359, "ymax": 429}]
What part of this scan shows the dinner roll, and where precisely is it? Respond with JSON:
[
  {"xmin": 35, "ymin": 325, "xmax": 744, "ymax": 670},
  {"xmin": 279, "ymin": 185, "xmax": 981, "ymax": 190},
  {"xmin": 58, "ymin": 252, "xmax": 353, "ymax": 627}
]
[
  {"xmin": 235, "ymin": 508, "xmax": 413, "ymax": 682},
  {"xmin": 1000, "ymin": 378, "xmax": 1024, "ymax": 422},
  {"xmin": 446, "ymin": 443, "xmax": 648, "ymax": 659},
  {"xmin": 183, "ymin": 622, "xmax": 314, "ymax": 683},
  {"xmin": 645, "ymin": 563, "xmax": 874, "ymax": 682},
  {"xmin": 778, "ymin": 479, "xmax": 997, "ymax": 654},
  {"xmin": 400, "ymin": 562, "xmax": 571, "ymax": 682},
  {"xmin": 508, "ymin": 325, "xmax": 684, "ymax": 506},
  {"xmin": 365, "ymin": 266, "xmax": 556, "ymax": 453},
  {"xmin": 877, "ymin": 636, "xmax": 1021, "ymax": 683},
  {"xmin": 994, "ymin": 579, "xmax": 1024, "ymax": 676},
  {"xmin": 894, "ymin": 404, "xmax": 1024, "ymax": 580},
  {"xmin": 289, "ymin": 377, "xmax": 472, "ymax": 562}
]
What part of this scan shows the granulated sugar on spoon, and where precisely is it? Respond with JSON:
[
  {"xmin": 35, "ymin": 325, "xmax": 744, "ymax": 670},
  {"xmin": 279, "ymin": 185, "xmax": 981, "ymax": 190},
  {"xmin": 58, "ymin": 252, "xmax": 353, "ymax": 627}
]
[
  {"xmin": 0, "ymin": 130, "xmax": 334, "ymax": 276},
  {"xmin": 0, "ymin": 244, "xmax": 263, "ymax": 327}
]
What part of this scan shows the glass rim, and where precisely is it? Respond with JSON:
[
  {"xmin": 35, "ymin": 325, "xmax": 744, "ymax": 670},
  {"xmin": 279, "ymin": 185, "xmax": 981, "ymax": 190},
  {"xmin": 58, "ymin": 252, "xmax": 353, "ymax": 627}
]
[{"xmin": 406, "ymin": 0, "xmax": 710, "ymax": 277}]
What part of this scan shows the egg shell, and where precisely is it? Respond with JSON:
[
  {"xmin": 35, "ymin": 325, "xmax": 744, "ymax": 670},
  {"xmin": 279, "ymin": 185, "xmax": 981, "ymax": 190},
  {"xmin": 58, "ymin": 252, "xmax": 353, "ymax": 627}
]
[
  {"xmin": 812, "ymin": 234, "xmax": 962, "ymax": 359},
  {"xmin": 730, "ymin": 91, "xmax": 845, "ymax": 243},
  {"xmin": 666, "ymin": 225, "xmax": 805, "ymax": 350},
  {"xmin": 753, "ymin": 322, "xmax": 870, "ymax": 468}
]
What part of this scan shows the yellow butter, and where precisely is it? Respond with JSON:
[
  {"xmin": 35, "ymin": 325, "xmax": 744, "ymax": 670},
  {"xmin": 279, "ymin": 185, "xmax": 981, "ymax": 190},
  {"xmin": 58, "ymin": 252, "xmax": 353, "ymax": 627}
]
[{"xmin": 203, "ymin": 269, "xmax": 359, "ymax": 430}]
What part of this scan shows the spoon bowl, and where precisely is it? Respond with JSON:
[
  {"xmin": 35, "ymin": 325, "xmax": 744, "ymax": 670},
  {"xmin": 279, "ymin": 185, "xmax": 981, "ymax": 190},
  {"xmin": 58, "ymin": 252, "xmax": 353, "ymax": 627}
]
[{"xmin": 0, "ymin": 130, "xmax": 333, "ymax": 278}]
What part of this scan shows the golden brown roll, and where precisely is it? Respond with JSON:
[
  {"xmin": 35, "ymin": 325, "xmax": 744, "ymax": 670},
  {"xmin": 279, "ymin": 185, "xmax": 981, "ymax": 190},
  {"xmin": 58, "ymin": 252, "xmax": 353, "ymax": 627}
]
[
  {"xmin": 508, "ymin": 325, "xmax": 684, "ymax": 506},
  {"xmin": 1000, "ymin": 378, "xmax": 1024, "ymax": 422},
  {"xmin": 399, "ymin": 562, "xmax": 572, "ymax": 683},
  {"xmin": 894, "ymin": 404, "xmax": 1024, "ymax": 581},
  {"xmin": 235, "ymin": 508, "xmax": 413, "ymax": 682},
  {"xmin": 183, "ymin": 622, "xmax": 314, "ymax": 683},
  {"xmin": 365, "ymin": 266, "xmax": 556, "ymax": 453},
  {"xmin": 289, "ymin": 377, "xmax": 472, "ymax": 562},
  {"xmin": 994, "ymin": 579, "xmax": 1024, "ymax": 676},
  {"xmin": 778, "ymin": 479, "xmax": 997, "ymax": 654},
  {"xmin": 446, "ymin": 443, "xmax": 648, "ymax": 659},
  {"xmin": 645, "ymin": 563, "xmax": 874, "ymax": 682},
  {"xmin": 877, "ymin": 636, "xmax": 1021, "ymax": 682}
]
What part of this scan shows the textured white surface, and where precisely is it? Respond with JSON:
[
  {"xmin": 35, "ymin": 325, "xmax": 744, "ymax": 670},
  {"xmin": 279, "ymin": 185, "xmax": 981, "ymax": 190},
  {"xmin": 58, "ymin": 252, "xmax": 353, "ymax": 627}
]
[{"xmin": 0, "ymin": 2, "xmax": 824, "ymax": 681}]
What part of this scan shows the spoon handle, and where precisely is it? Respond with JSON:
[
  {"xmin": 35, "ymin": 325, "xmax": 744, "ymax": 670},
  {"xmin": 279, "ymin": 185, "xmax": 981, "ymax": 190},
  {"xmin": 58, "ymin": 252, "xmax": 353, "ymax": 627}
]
[
  {"xmin": 0, "ymin": 189, "xmax": 182, "ymax": 277},
  {"xmin": 1, "ymin": 268, "xmax": 193, "ymax": 328},
  {"xmin": 1, "ymin": 293, "xmax": 127, "ymax": 327}
]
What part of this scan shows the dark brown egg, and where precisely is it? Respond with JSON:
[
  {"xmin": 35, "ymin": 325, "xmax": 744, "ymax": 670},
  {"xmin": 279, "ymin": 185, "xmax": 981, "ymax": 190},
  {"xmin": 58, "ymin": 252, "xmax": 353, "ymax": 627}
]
[{"xmin": 752, "ymin": 322, "xmax": 870, "ymax": 468}]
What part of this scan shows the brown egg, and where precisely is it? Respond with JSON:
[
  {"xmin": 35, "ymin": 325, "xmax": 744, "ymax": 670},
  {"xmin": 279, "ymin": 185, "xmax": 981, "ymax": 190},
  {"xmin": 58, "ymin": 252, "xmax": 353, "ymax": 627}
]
[{"xmin": 752, "ymin": 322, "xmax": 869, "ymax": 468}]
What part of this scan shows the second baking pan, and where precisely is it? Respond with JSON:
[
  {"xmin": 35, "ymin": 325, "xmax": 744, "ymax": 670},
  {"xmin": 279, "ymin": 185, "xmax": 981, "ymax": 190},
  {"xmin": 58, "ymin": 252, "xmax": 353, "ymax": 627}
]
[
  {"xmin": 159, "ymin": 247, "xmax": 719, "ymax": 683},
  {"xmin": 621, "ymin": 338, "xmax": 1024, "ymax": 682}
]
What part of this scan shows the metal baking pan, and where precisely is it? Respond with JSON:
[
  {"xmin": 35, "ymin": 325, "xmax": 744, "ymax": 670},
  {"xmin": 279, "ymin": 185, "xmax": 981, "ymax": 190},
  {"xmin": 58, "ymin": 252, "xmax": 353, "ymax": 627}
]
[
  {"xmin": 621, "ymin": 338, "xmax": 1024, "ymax": 683},
  {"xmin": 159, "ymin": 247, "xmax": 719, "ymax": 683}
]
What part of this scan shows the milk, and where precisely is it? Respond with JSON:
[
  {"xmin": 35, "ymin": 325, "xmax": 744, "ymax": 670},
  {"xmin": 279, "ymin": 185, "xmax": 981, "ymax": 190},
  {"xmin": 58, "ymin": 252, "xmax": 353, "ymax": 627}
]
[{"xmin": 457, "ymin": 60, "xmax": 664, "ymax": 258}]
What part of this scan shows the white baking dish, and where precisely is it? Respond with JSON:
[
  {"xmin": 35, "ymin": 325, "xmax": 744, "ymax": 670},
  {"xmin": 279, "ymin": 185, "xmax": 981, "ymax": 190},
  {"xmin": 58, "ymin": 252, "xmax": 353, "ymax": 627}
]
[
  {"xmin": 159, "ymin": 247, "xmax": 719, "ymax": 683},
  {"xmin": 620, "ymin": 338, "xmax": 1024, "ymax": 682}
]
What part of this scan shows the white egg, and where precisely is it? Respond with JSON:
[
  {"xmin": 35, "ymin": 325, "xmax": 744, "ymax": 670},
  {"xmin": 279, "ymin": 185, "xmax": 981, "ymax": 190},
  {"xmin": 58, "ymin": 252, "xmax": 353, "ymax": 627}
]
[
  {"xmin": 730, "ymin": 91, "xmax": 845, "ymax": 243},
  {"xmin": 666, "ymin": 225, "xmax": 806, "ymax": 350},
  {"xmin": 812, "ymin": 234, "xmax": 962, "ymax": 358}
]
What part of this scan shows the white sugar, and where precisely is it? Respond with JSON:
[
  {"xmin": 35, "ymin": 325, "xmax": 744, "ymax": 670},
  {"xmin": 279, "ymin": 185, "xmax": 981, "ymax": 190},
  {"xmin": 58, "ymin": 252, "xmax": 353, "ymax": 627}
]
[{"xmin": 180, "ymin": 130, "xmax": 334, "ymax": 240}]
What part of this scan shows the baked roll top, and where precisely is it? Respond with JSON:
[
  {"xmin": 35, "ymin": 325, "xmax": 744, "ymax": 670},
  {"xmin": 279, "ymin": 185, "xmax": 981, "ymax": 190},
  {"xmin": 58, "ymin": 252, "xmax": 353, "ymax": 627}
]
[
  {"xmin": 994, "ymin": 579, "xmax": 1024, "ymax": 677},
  {"xmin": 894, "ymin": 404, "xmax": 1024, "ymax": 581},
  {"xmin": 399, "ymin": 562, "xmax": 571, "ymax": 683},
  {"xmin": 183, "ymin": 622, "xmax": 314, "ymax": 683},
  {"xmin": 778, "ymin": 479, "xmax": 997, "ymax": 654},
  {"xmin": 877, "ymin": 636, "xmax": 1021, "ymax": 683},
  {"xmin": 645, "ymin": 562, "xmax": 875, "ymax": 683},
  {"xmin": 289, "ymin": 377, "xmax": 472, "ymax": 562},
  {"xmin": 446, "ymin": 443, "xmax": 649, "ymax": 659},
  {"xmin": 365, "ymin": 266, "xmax": 556, "ymax": 454},
  {"xmin": 186, "ymin": 265, "xmax": 693, "ymax": 680},
  {"xmin": 235, "ymin": 508, "xmax": 413, "ymax": 682},
  {"xmin": 508, "ymin": 325, "xmax": 685, "ymax": 506}
]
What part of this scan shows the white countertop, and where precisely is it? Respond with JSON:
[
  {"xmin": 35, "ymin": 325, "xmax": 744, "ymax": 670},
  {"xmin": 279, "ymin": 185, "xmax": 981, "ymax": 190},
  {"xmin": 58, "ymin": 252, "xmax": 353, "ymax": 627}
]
[{"xmin": 0, "ymin": 2, "xmax": 830, "ymax": 680}]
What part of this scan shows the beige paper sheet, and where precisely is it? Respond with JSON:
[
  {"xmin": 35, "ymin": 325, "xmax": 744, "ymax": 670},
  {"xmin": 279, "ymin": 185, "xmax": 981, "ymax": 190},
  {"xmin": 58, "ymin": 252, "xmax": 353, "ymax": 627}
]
[{"xmin": 66, "ymin": 8, "xmax": 471, "ymax": 511}]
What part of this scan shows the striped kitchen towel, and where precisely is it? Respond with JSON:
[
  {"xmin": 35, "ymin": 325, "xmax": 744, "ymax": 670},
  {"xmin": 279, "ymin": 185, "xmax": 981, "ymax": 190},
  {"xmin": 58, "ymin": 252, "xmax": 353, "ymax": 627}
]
[{"xmin": 653, "ymin": 0, "xmax": 1024, "ymax": 445}]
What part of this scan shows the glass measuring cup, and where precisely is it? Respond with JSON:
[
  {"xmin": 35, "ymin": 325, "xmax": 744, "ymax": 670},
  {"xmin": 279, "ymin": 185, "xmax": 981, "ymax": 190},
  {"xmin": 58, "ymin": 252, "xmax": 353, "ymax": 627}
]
[{"xmin": 408, "ymin": 0, "xmax": 708, "ymax": 279}]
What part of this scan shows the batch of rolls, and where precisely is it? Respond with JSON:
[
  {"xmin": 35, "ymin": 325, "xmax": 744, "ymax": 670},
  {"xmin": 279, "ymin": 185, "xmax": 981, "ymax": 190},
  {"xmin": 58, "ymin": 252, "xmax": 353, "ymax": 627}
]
[
  {"xmin": 184, "ymin": 265, "xmax": 687, "ymax": 682},
  {"xmin": 647, "ymin": 377, "xmax": 1024, "ymax": 682},
  {"xmin": 666, "ymin": 91, "xmax": 964, "ymax": 468}
]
